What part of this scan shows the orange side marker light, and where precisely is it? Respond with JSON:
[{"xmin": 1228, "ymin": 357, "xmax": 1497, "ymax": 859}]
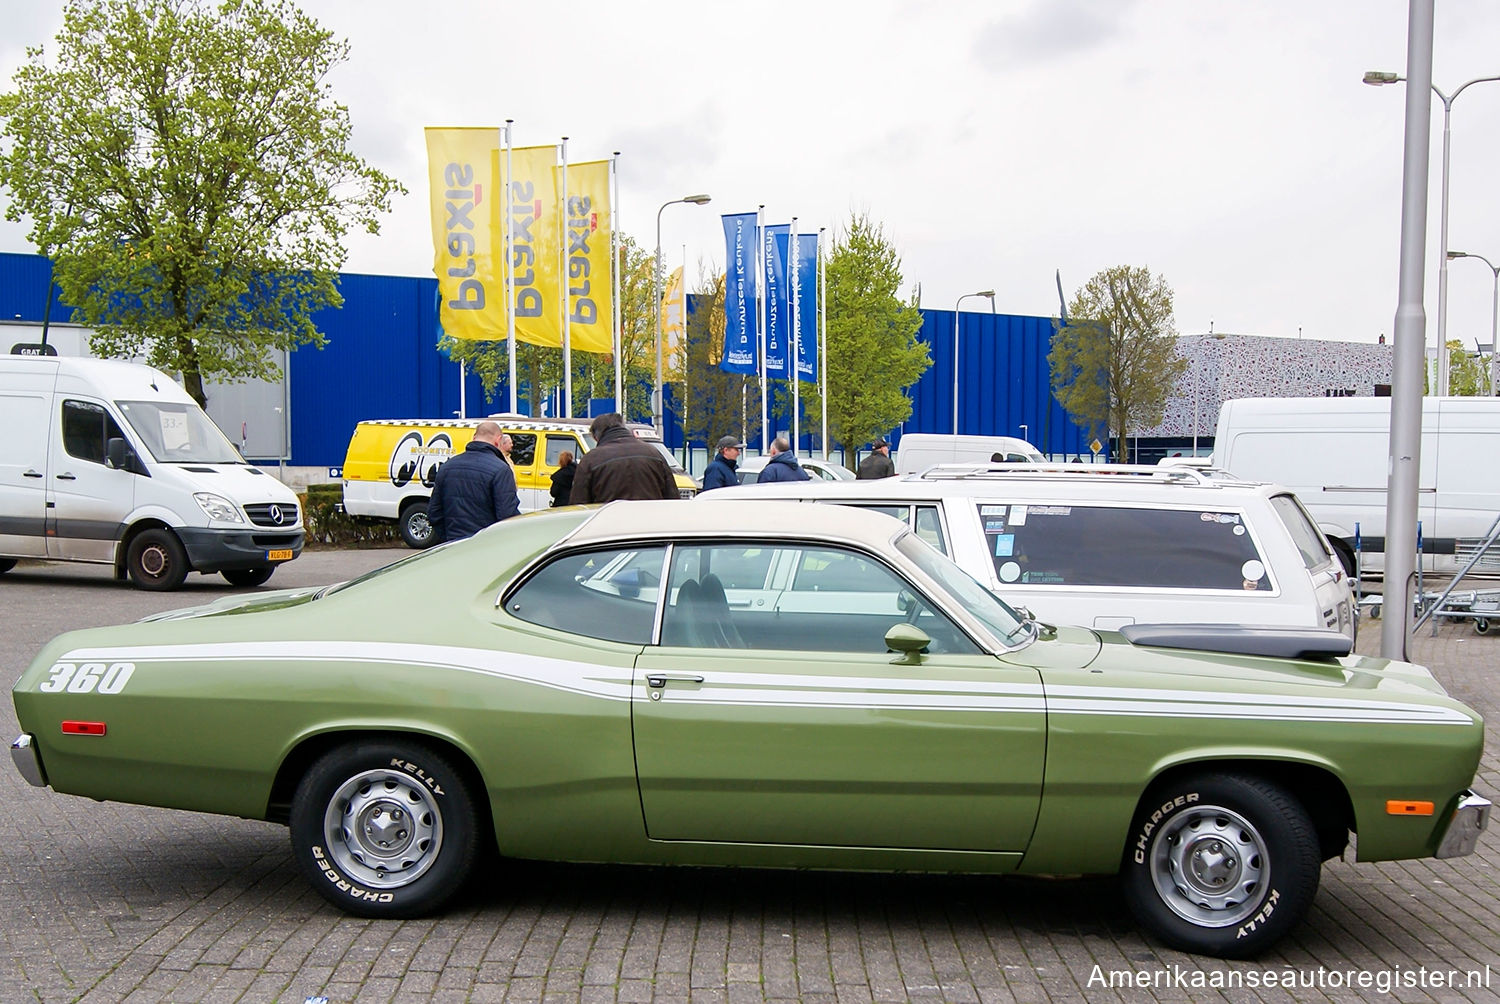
[{"xmin": 1386, "ymin": 800, "xmax": 1435, "ymax": 816}]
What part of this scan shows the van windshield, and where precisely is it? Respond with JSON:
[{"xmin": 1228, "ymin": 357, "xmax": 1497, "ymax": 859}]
[{"xmin": 118, "ymin": 400, "xmax": 244, "ymax": 464}]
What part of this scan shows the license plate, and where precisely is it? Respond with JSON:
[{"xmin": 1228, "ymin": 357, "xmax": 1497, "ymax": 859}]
[{"xmin": 266, "ymin": 549, "xmax": 294, "ymax": 562}]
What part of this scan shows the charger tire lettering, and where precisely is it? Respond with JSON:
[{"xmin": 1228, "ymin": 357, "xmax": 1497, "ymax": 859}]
[{"xmin": 310, "ymin": 846, "xmax": 394, "ymax": 904}]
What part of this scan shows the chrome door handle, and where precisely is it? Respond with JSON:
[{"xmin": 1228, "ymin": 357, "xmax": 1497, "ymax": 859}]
[
  {"xmin": 55, "ymin": 472, "xmax": 77, "ymax": 481},
  {"xmin": 646, "ymin": 673, "xmax": 705, "ymax": 689},
  {"xmin": 23, "ymin": 469, "xmax": 43, "ymax": 478}
]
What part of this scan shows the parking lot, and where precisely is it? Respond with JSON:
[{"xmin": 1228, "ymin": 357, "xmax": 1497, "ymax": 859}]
[{"xmin": 2, "ymin": 549, "xmax": 1498, "ymax": 1003}]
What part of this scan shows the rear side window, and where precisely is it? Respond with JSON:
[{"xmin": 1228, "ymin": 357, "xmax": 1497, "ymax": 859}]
[
  {"xmin": 508, "ymin": 432, "xmax": 537, "ymax": 468},
  {"xmin": 506, "ymin": 547, "xmax": 667, "ymax": 644},
  {"xmin": 544, "ymin": 434, "xmax": 580, "ymax": 466},
  {"xmin": 974, "ymin": 502, "xmax": 1271, "ymax": 591},
  {"xmin": 1269, "ymin": 494, "xmax": 1333, "ymax": 570}
]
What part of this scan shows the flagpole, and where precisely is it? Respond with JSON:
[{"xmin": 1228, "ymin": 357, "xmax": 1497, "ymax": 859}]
[
  {"xmin": 611, "ymin": 151, "xmax": 622, "ymax": 415},
  {"xmin": 757, "ymin": 204, "xmax": 768, "ymax": 451},
  {"xmin": 559, "ymin": 137, "xmax": 571, "ymax": 418},
  {"xmin": 790, "ymin": 217, "xmax": 800, "ymax": 457},
  {"xmin": 819, "ymin": 226, "xmax": 828, "ymax": 460},
  {"xmin": 504, "ymin": 121, "xmax": 517, "ymax": 414}
]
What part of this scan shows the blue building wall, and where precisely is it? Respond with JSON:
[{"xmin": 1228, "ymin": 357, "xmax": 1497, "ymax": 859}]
[{"xmin": 1, "ymin": 252, "xmax": 1092, "ymax": 466}]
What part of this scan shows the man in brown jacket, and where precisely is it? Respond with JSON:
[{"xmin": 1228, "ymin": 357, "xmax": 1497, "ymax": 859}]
[{"xmin": 570, "ymin": 413, "xmax": 680, "ymax": 503}]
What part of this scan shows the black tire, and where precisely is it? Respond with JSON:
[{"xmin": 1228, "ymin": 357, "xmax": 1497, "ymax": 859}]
[
  {"xmin": 222, "ymin": 566, "xmax": 275, "ymax": 588},
  {"xmin": 1475, "ymin": 618, "xmax": 1490, "ymax": 636},
  {"xmin": 0, "ymin": 558, "xmax": 15, "ymax": 574},
  {"xmin": 399, "ymin": 501, "xmax": 434, "ymax": 549},
  {"xmin": 126, "ymin": 528, "xmax": 190, "ymax": 591},
  {"xmin": 1330, "ymin": 538, "xmax": 1357, "ymax": 580},
  {"xmin": 1120, "ymin": 773, "xmax": 1321, "ymax": 958},
  {"xmin": 290, "ymin": 739, "xmax": 481, "ymax": 918}
]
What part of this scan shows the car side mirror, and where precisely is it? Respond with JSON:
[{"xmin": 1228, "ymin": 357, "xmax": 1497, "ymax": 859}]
[
  {"xmin": 106, "ymin": 437, "xmax": 139, "ymax": 474},
  {"xmin": 885, "ymin": 623, "xmax": 930, "ymax": 665}
]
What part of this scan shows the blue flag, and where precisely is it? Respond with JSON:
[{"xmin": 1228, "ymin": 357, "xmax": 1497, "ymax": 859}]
[
  {"xmin": 794, "ymin": 233, "xmax": 818, "ymax": 383},
  {"xmin": 764, "ymin": 225, "xmax": 790, "ymax": 379},
  {"xmin": 720, "ymin": 213, "xmax": 758, "ymax": 374}
]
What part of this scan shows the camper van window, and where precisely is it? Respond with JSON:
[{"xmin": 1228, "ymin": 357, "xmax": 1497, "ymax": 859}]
[
  {"xmin": 508, "ymin": 433, "xmax": 538, "ymax": 467},
  {"xmin": 545, "ymin": 435, "xmax": 580, "ymax": 466},
  {"xmin": 61, "ymin": 400, "xmax": 127, "ymax": 466},
  {"xmin": 117, "ymin": 400, "xmax": 242, "ymax": 464}
]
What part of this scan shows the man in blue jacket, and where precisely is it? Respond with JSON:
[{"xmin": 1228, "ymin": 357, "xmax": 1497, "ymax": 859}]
[
  {"xmin": 756, "ymin": 437, "xmax": 810, "ymax": 484},
  {"xmin": 426, "ymin": 421, "xmax": 521, "ymax": 543},
  {"xmin": 701, "ymin": 436, "xmax": 745, "ymax": 492}
]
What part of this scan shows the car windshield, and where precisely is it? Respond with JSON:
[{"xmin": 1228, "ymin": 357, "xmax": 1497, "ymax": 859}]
[
  {"xmin": 117, "ymin": 399, "xmax": 244, "ymax": 464},
  {"xmin": 894, "ymin": 531, "xmax": 1032, "ymax": 648},
  {"xmin": 648, "ymin": 441, "xmax": 688, "ymax": 474}
]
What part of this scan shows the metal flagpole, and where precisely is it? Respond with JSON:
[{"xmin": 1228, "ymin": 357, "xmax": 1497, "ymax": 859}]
[
  {"xmin": 757, "ymin": 204, "xmax": 768, "ymax": 451},
  {"xmin": 790, "ymin": 217, "xmax": 800, "ymax": 456},
  {"xmin": 459, "ymin": 360, "xmax": 467, "ymax": 417},
  {"xmin": 819, "ymin": 226, "xmax": 828, "ymax": 460},
  {"xmin": 611, "ymin": 152, "xmax": 622, "ymax": 414},
  {"xmin": 504, "ymin": 121, "xmax": 517, "ymax": 414},
  {"xmin": 559, "ymin": 138, "xmax": 571, "ymax": 418}
]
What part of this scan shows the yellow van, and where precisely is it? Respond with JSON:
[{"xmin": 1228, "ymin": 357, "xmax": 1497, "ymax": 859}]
[{"xmin": 341, "ymin": 415, "xmax": 696, "ymax": 547}]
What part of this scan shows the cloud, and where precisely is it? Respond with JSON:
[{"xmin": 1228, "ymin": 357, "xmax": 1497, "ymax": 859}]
[{"xmin": 972, "ymin": 0, "xmax": 1136, "ymax": 71}]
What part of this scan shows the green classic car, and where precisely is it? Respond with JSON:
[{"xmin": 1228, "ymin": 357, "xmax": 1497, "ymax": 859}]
[{"xmin": 10, "ymin": 501, "xmax": 1489, "ymax": 958}]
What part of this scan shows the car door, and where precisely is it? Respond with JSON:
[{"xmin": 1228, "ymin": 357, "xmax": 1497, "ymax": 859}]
[
  {"xmin": 633, "ymin": 540, "xmax": 1045, "ymax": 852},
  {"xmin": 0, "ymin": 384, "xmax": 52, "ymax": 557},
  {"xmin": 49, "ymin": 398, "xmax": 136, "ymax": 562}
]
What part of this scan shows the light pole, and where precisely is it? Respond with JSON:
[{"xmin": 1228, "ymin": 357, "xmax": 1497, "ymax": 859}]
[
  {"xmin": 952, "ymin": 290, "xmax": 995, "ymax": 433},
  {"xmin": 653, "ymin": 194, "xmax": 711, "ymax": 431},
  {"xmin": 1448, "ymin": 250, "xmax": 1500, "ymax": 396},
  {"xmin": 1365, "ymin": 69, "xmax": 1500, "ymax": 395}
]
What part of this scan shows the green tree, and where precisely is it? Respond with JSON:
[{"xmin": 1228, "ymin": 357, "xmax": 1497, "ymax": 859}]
[
  {"xmin": 0, "ymin": 0, "xmax": 402, "ymax": 407},
  {"xmin": 1049, "ymin": 265, "xmax": 1186, "ymax": 459},
  {"xmin": 799, "ymin": 212, "xmax": 929, "ymax": 458},
  {"xmin": 679, "ymin": 269, "xmax": 753, "ymax": 449},
  {"xmin": 448, "ymin": 234, "xmax": 655, "ymax": 417},
  {"xmin": 1446, "ymin": 339, "xmax": 1494, "ymax": 397}
]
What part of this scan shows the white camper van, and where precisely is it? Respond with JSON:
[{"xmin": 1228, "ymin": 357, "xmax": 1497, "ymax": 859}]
[
  {"xmin": 894, "ymin": 434, "xmax": 1043, "ymax": 474},
  {"xmin": 1212, "ymin": 396, "xmax": 1500, "ymax": 575},
  {"xmin": 0, "ymin": 356, "xmax": 303, "ymax": 590}
]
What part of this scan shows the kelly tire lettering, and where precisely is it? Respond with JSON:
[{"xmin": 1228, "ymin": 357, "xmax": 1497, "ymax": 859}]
[
  {"xmin": 289, "ymin": 738, "xmax": 484, "ymax": 919},
  {"xmin": 1119, "ymin": 772, "xmax": 1321, "ymax": 959}
]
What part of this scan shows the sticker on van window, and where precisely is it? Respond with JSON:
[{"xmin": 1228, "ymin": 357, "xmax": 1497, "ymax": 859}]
[
  {"xmin": 1010, "ymin": 505, "xmax": 1028, "ymax": 525},
  {"xmin": 1029, "ymin": 506, "xmax": 1069, "ymax": 517},
  {"xmin": 993, "ymin": 534, "xmax": 1015, "ymax": 557},
  {"xmin": 998, "ymin": 561, "xmax": 1021, "ymax": 582},
  {"xmin": 980, "ymin": 505, "xmax": 1006, "ymax": 516},
  {"xmin": 983, "ymin": 518, "xmax": 1007, "ymax": 533}
]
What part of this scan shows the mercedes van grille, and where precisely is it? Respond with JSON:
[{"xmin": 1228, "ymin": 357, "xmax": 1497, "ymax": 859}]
[{"xmin": 244, "ymin": 503, "xmax": 300, "ymax": 528}]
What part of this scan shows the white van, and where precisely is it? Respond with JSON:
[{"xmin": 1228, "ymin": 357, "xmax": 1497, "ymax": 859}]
[
  {"xmin": 703, "ymin": 463, "xmax": 1353, "ymax": 637},
  {"xmin": 894, "ymin": 434, "xmax": 1043, "ymax": 474},
  {"xmin": 1212, "ymin": 396, "xmax": 1500, "ymax": 575},
  {"xmin": 0, "ymin": 356, "xmax": 303, "ymax": 590}
]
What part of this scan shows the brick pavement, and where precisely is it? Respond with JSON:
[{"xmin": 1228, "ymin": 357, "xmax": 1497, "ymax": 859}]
[{"xmin": 2, "ymin": 556, "xmax": 1498, "ymax": 1002}]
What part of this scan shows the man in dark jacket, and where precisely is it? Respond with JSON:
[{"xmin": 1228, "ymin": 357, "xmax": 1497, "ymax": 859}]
[
  {"xmin": 701, "ymin": 435, "xmax": 744, "ymax": 492},
  {"xmin": 756, "ymin": 437, "xmax": 810, "ymax": 484},
  {"xmin": 570, "ymin": 412, "xmax": 680, "ymax": 503},
  {"xmin": 426, "ymin": 421, "xmax": 521, "ymax": 543},
  {"xmin": 857, "ymin": 438, "xmax": 895, "ymax": 479}
]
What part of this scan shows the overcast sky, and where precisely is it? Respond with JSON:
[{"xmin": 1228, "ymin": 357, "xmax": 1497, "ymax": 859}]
[{"xmin": 4, "ymin": 0, "xmax": 1500, "ymax": 349}]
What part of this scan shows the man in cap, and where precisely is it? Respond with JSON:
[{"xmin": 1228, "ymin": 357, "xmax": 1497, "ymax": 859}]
[
  {"xmin": 857, "ymin": 438, "xmax": 895, "ymax": 480},
  {"xmin": 701, "ymin": 435, "xmax": 745, "ymax": 492}
]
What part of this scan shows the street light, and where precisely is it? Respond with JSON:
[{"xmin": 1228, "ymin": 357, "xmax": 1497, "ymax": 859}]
[
  {"xmin": 1365, "ymin": 69, "xmax": 1500, "ymax": 395},
  {"xmin": 653, "ymin": 194, "xmax": 712, "ymax": 431},
  {"xmin": 1448, "ymin": 250, "xmax": 1500, "ymax": 396},
  {"xmin": 952, "ymin": 290, "xmax": 995, "ymax": 433}
]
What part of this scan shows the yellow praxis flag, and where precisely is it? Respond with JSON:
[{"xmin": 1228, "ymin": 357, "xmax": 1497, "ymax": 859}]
[
  {"xmin": 505, "ymin": 145, "xmax": 564, "ymax": 348},
  {"xmin": 660, "ymin": 266, "xmax": 686, "ymax": 380},
  {"xmin": 561, "ymin": 160, "xmax": 613, "ymax": 354},
  {"xmin": 425, "ymin": 128, "xmax": 506, "ymax": 340}
]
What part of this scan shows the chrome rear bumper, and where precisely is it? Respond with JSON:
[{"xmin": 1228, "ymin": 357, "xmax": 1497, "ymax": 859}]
[
  {"xmin": 1436, "ymin": 791, "xmax": 1492, "ymax": 859},
  {"xmin": 10, "ymin": 734, "xmax": 45, "ymax": 788}
]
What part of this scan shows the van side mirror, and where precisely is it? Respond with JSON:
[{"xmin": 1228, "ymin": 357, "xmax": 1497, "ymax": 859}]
[{"xmin": 106, "ymin": 437, "xmax": 139, "ymax": 474}]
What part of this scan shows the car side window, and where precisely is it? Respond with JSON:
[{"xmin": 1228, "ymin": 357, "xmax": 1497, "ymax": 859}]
[
  {"xmin": 976, "ymin": 502, "xmax": 1271, "ymax": 591},
  {"xmin": 913, "ymin": 505, "xmax": 947, "ymax": 553},
  {"xmin": 508, "ymin": 432, "xmax": 537, "ymax": 468},
  {"xmin": 544, "ymin": 434, "xmax": 579, "ymax": 467},
  {"xmin": 506, "ymin": 546, "xmax": 667, "ymax": 644},
  {"xmin": 1269, "ymin": 494, "xmax": 1333, "ymax": 570},
  {"xmin": 660, "ymin": 542, "xmax": 977, "ymax": 654},
  {"xmin": 61, "ymin": 400, "xmax": 128, "ymax": 466}
]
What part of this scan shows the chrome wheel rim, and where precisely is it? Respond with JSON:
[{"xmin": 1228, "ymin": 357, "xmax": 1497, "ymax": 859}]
[
  {"xmin": 1148, "ymin": 803, "xmax": 1267, "ymax": 927},
  {"xmin": 408, "ymin": 512, "xmax": 432, "ymax": 542},
  {"xmin": 323, "ymin": 769, "xmax": 443, "ymax": 889}
]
